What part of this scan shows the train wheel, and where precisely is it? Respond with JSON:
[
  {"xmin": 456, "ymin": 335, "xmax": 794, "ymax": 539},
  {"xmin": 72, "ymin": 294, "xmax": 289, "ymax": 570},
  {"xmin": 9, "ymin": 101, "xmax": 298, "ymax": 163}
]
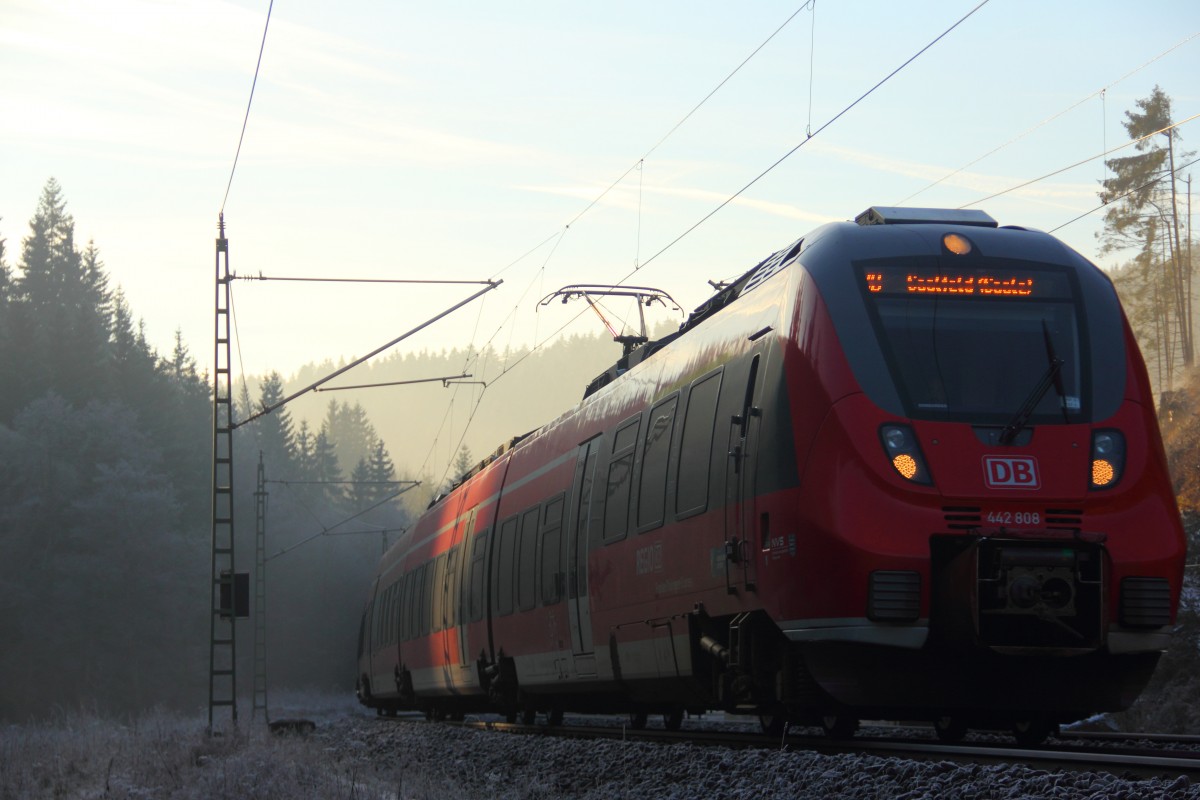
[
  {"xmin": 1012, "ymin": 718, "xmax": 1053, "ymax": 747},
  {"xmin": 821, "ymin": 714, "xmax": 859, "ymax": 739},
  {"xmin": 547, "ymin": 707, "xmax": 564, "ymax": 727},
  {"xmin": 759, "ymin": 711, "xmax": 788, "ymax": 738},
  {"xmin": 505, "ymin": 711, "xmax": 518, "ymax": 724},
  {"xmin": 628, "ymin": 711, "xmax": 648, "ymax": 730},
  {"xmin": 933, "ymin": 716, "xmax": 967, "ymax": 743},
  {"xmin": 663, "ymin": 708, "xmax": 684, "ymax": 731},
  {"xmin": 521, "ymin": 707, "xmax": 537, "ymax": 725}
]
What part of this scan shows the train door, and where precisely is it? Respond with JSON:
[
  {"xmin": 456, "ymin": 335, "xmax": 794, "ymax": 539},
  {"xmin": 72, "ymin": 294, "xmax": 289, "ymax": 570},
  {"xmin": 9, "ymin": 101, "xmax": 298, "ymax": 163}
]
[
  {"xmin": 566, "ymin": 436, "xmax": 601, "ymax": 665},
  {"xmin": 726, "ymin": 353, "xmax": 763, "ymax": 593}
]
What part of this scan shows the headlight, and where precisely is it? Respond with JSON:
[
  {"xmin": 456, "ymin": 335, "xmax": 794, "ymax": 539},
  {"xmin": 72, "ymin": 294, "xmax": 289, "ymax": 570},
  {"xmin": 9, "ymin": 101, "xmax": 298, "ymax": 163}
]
[
  {"xmin": 1089, "ymin": 429, "xmax": 1125, "ymax": 490},
  {"xmin": 879, "ymin": 424, "xmax": 932, "ymax": 485}
]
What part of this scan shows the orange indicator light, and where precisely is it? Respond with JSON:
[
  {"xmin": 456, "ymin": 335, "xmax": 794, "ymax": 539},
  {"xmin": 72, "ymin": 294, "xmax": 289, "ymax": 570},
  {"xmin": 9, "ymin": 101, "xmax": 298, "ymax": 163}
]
[
  {"xmin": 943, "ymin": 233, "xmax": 973, "ymax": 255},
  {"xmin": 893, "ymin": 454, "xmax": 919, "ymax": 480},
  {"xmin": 1092, "ymin": 459, "xmax": 1115, "ymax": 487}
]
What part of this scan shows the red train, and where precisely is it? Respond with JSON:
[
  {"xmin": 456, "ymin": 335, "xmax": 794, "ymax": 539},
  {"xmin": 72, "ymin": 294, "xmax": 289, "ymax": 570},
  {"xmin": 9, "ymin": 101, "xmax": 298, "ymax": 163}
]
[{"xmin": 356, "ymin": 206, "xmax": 1185, "ymax": 744}]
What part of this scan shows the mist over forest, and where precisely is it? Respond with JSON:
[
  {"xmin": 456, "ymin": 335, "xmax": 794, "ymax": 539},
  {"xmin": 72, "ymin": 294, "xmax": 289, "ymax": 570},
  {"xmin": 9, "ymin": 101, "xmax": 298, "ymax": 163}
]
[{"xmin": 0, "ymin": 178, "xmax": 636, "ymax": 720}]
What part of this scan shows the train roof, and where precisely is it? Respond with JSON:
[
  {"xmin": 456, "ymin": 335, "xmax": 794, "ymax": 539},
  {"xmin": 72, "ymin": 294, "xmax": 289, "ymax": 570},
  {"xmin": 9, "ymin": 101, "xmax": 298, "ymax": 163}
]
[{"xmin": 439, "ymin": 206, "xmax": 1097, "ymax": 499}]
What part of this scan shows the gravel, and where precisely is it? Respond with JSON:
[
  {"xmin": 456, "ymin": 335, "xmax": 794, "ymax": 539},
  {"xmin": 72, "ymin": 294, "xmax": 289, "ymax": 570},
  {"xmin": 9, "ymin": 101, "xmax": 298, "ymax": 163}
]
[{"xmin": 318, "ymin": 713, "xmax": 1200, "ymax": 799}]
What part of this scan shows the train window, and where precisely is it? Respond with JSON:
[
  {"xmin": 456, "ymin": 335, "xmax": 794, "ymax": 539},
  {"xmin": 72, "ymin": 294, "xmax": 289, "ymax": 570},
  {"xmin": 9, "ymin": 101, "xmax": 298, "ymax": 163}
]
[
  {"xmin": 419, "ymin": 562, "xmax": 433, "ymax": 637},
  {"xmin": 614, "ymin": 417, "xmax": 640, "ymax": 452},
  {"xmin": 540, "ymin": 495, "xmax": 565, "ymax": 605},
  {"xmin": 637, "ymin": 395, "xmax": 678, "ymax": 531},
  {"xmin": 371, "ymin": 596, "xmax": 380, "ymax": 651},
  {"xmin": 398, "ymin": 575, "xmax": 412, "ymax": 642},
  {"xmin": 677, "ymin": 371, "xmax": 722, "ymax": 517},
  {"xmin": 860, "ymin": 259, "xmax": 1086, "ymax": 424},
  {"xmin": 444, "ymin": 547, "xmax": 460, "ymax": 630},
  {"xmin": 468, "ymin": 529, "xmax": 489, "ymax": 623},
  {"xmin": 386, "ymin": 584, "xmax": 397, "ymax": 645},
  {"xmin": 414, "ymin": 565, "xmax": 428, "ymax": 638},
  {"xmin": 495, "ymin": 516, "xmax": 518, "ymax": 617},
  {"xmin": 357, "ymin": 608, "xmax": 367, "ymax": 659},
  {"xmin": 382, "ymin": 585, "xmax": 393, "ymax": 646},
  {"xmin": 431, "ymin": 554, "xmax": 448, "ymax": 633},
  {"xmin": 517, "ymin": 507, "xmax": 540, "ymax": 612},
  {"xmin": 400, "ymin": 573, "xmax": 412, "ymax": 641},
  {"xmin": 604, "ymin": 417, "xmax": 640, "ymax": 543},
  {"xmin": 400, "ymin": 573, "xmax": 411, "ymax": 641}
]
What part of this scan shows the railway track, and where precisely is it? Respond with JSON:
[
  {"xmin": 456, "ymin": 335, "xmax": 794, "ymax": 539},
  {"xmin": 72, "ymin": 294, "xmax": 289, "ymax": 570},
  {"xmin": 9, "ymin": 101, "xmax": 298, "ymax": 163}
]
[{"xmin": 387, "ymin": 714, "xmax": 1200, "ymax": 781}]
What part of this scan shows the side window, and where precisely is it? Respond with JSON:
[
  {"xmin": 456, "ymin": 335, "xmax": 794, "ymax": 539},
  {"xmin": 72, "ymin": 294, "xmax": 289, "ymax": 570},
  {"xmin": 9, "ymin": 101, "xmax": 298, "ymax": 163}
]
[
  {"xmin": 637, "ymin": 395, "xmax": 678, "ymax": 531},
  {"xmin": 370, "ymin": 596, "xmax": 381, "ymax": 651},
  {"xmin": 398, "ymin": 575, "xmax": 412, "ymax": 642},
  {"xmin": 677, "ymin": 370, "xmax": 722, "ymax": 516},
  {"xmin": 494, "ymin": 516, "xmax": 518, "ymax": 617},
  {"xmin": 430, "ymin": 554, "xmax": 448, "ymax": 633},
  {"xmin": 603, "ymin": 417, "xmax": 640, "ymax": 543},
  {"xmin": 400, "ymin": 572, "xmax": 413, "ymax": 641},
  {"xmin": 540, "ymin": 495, "xmax": 565, "ymax": 605},
  {"xmin": 516, "ymin": 507, "xmax": 540, "ymax": 611},
  {"xmin": 468, "ymin": 528, "xmax": 489, "ymax": 623},
  {"xmin": 383, "ymin": 585, "xmax": 394, "ymax": 645},
  {"xmin": 358, "ymin": 606, "xmax": 368, "ymax": 658},
  {"xmin": 444, "ymin": 546, "xmax": 460, "ymax": 629},
  {"xmin": 420, "ymin": 562, "xmax": 434, "ymax": 637},
  {"xmin": 411, "ymin": 568, "xmax": 425, "ymax": 640}
]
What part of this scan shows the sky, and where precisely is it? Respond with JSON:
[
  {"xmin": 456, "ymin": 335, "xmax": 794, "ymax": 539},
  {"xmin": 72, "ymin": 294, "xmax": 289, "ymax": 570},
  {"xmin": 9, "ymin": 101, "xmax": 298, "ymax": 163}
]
[{"xmin": 2, "ymin": 0, "xmax": 1198, "ymax": 383}]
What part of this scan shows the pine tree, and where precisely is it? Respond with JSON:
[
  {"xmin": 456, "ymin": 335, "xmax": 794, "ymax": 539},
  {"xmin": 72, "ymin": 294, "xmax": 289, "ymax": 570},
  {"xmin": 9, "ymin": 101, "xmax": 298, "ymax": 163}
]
[
  {"xmin": 109, "ymin": 288, "xmax": 159, "ymax": 397},
  {"xmin": 312, "ymin": 424, "xmax": 345, "ymax": 507},
  {"xmin": 452, "ymin": 444, "xmax": 474, "ymax": 480},
  {"xmin": 1100, "ymin": 86, "xmax": 1193, "ymax": 385},
  {"xmin": 295, "ymin": 419, "xmax": 315, "ymax": 479},
  {"xmin": 12, "ymin": 179, "xmax": 111, "ymax": 404},
  {"xmin": 367, "ymin": 438, "xmax": 398, "ymax": 503},
  {"xmin": 256, "ymin": 371, "xmax": 297, "ymax": 476},
  {"xmin": 323, "ymin": 399, "xmax": 378, "ymax": 475},
  {"xmin": 348, "ymin": 456, "xmax": 373, "ymax": 509},
  {"xmin": 0, "ymin": 220, "xmax": 13, "ymax": 420}
]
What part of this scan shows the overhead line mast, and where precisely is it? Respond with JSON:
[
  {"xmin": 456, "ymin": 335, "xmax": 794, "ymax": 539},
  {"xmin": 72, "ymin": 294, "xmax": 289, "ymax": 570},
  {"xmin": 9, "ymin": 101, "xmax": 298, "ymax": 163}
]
[{"xmin": 209, "ymin": 214, "xmax": 239, "ymax": 731}]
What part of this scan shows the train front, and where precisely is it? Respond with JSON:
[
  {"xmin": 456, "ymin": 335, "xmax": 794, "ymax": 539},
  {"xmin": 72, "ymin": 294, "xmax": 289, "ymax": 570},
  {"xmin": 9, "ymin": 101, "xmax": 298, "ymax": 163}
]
[{"xmin": 779, "ymin": 207, "xmax": 1186, "ymax": 733}]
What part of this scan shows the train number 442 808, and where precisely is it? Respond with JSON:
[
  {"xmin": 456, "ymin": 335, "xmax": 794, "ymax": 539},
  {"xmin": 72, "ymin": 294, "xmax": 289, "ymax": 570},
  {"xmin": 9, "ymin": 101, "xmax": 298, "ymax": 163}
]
[{"xmin": 986, "ymin": 510, "xmax": 1041, "ymax": 525}]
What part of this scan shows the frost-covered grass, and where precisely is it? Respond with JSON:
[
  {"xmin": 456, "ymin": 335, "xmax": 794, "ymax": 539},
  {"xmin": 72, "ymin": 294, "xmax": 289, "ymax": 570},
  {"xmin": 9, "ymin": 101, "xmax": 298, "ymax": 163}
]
[{"xmin": 0, "ymin": 696, "xmax": 433, "ymax": 800}]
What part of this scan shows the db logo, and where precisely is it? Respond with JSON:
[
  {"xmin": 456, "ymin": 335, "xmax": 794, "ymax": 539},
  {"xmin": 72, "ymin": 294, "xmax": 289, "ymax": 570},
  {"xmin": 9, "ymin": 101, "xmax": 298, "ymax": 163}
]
[{"xmin": 983, "ymin": 456, "xmax": 1041, "ymax": 489}]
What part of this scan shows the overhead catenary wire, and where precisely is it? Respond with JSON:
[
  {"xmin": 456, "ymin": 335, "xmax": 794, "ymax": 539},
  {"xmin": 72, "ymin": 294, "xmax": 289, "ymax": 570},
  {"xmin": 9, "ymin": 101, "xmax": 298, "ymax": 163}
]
[
  {"xmin": 316, "ymin": 374, "xmax": 474, "ymax": 392},
  {"xmin": 627, "ymin": 0, "xmax": 992, "ymax": 278},
  {"xmin": 233, "ymin": 281, "xmax": 500, "ymax": 429},
  {"xmin": 431, "ymin": 5, "xmax": 989, "ymax": 487},
  {"xmin": 958, "ymin": 113, "xmax": 1200, "ymax": 210},
  {"xmin": 1050, "ymin": 154, "xmax": 1200, "ymax": 234},
  {"xmin": 484, "ymin": 1, "xmax": 815, "ymax": 286},
  {"xmin": 221, "ymin": 0, "xmax": 274, "ymax": 214},
  {"xmin": 266, "ymin": 482, "xmax": 419, "ymax": 562},
  {"xmin": 457, "ymin": 0, "xmax": 824, "ymax": 393},
  {"xmin": 236, "ymin": 275, "xmax": 496, "ymax": 285},
  {"xmin": 896, "ymin": 30, "xmax": 1200, "ymax": 207}
]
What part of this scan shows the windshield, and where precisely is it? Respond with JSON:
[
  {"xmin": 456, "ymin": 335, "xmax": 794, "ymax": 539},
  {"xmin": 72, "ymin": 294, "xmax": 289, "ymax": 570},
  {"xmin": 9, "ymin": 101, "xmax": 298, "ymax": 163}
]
[{"xmin": 860, "ymin": 259, "xmax": 1086, "ymax": 425}]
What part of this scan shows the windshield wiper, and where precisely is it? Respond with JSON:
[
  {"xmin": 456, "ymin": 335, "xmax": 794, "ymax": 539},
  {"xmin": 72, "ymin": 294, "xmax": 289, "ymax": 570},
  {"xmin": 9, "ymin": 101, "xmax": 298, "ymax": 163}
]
[{"xmin": 998, "ymin": 320, "xmax": 1066, "ymax": 445}]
